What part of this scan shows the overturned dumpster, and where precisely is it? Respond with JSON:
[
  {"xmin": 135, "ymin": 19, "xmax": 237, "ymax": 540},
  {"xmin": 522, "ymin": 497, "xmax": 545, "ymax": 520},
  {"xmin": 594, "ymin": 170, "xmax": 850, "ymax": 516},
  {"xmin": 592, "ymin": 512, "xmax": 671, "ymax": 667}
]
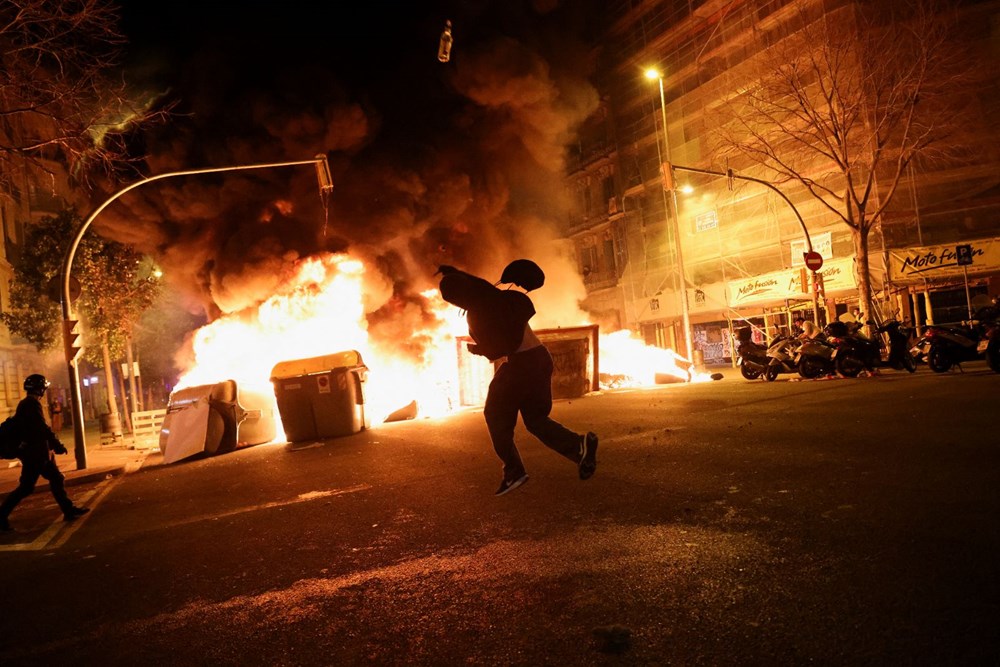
[
  {"xmin": 270, "ymin": 350, "xmax": 370, "ymax": 443},
  {"xmin": 159, "ymin": 380, "xmax": 277, "ymax": 464}
]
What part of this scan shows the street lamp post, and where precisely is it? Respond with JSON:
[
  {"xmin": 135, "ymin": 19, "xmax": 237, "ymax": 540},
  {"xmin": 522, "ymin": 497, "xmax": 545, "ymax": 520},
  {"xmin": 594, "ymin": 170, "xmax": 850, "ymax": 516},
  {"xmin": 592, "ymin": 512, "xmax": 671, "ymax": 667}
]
[
  {"xmin": 645, "ymin": 68, "xmax": 694, "ymax": 365},
  {"xmin": 61, "ymin": 155, "xmax": 334, "ymax": 469},
  {"xmin": 671, "ymin": 164, "xmax": 822, "ymax": 325}
]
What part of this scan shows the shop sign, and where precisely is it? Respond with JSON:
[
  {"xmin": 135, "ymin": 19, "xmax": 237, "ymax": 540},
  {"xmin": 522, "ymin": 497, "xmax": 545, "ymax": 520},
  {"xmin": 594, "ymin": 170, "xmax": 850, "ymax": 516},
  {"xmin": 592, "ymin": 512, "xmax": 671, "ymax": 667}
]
[
  {"xmin": 887, "ymin": 237, "xmax": 1000, "ymax": 283},
  {"xmin": 727, "ymin": 256, "xmax": 856, "ymax": 307}
]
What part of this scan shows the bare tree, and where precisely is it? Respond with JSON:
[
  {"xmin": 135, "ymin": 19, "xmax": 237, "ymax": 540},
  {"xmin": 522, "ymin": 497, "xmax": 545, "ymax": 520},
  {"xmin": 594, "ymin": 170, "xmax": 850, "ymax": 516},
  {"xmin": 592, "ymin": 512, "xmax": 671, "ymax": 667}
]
[
  {"xmin": 713, "ymin": 0, "xmax": 987, "ymax": 320},
  {"xmin": 0, "ymin": 0, "xmax": 165, "ymax": 198}
]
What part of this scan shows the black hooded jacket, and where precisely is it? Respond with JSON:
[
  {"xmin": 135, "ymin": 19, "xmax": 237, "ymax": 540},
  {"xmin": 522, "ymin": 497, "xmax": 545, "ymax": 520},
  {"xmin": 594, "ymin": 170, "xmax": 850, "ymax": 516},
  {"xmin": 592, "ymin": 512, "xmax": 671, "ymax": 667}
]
[
  {"xmin": 14, "ymin": 394, "xmax": 63, "ymax": 460},
  {"xmin": 439, "ymin": 268, "xmax": 535, "ymax": 361}
]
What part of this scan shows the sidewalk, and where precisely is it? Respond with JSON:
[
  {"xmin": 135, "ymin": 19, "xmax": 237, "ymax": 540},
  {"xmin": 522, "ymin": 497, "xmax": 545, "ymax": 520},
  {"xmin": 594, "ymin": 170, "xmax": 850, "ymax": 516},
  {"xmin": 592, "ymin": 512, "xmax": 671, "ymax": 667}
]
[{"xmin": 0, "ymin": 423, "xmax": 161, "ymax": 495}]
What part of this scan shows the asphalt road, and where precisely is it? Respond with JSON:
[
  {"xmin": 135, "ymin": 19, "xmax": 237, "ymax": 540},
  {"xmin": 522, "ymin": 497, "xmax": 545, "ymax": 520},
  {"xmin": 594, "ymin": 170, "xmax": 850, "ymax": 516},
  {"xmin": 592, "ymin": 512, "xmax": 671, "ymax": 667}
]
[{"xmin": 1, "ymin": 364, "xmax": 998, "ymax": 666}]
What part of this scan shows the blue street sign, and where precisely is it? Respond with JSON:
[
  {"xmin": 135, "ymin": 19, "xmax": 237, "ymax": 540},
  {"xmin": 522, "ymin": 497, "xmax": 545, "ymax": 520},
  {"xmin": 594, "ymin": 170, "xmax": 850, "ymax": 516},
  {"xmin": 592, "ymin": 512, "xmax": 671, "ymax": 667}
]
[{"xmin": 956, "ymin": 244, "xmax": 973, "ymax": 266}]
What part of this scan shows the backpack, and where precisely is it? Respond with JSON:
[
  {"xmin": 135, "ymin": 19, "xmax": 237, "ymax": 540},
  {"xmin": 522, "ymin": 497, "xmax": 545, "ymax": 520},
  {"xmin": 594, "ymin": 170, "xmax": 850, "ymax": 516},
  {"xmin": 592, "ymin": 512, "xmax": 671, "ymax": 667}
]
[{"xmin": 0, "ymin": 415, "xmax": 23, "ymax": 460}]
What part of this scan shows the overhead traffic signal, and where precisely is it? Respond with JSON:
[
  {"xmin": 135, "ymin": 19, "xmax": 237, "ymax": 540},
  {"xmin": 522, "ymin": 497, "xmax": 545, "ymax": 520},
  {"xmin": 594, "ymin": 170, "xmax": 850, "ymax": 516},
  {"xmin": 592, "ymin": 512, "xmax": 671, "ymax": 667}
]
[{"xmin": 63, "ymin": 319, "xmax": 83, "ymax": 364}]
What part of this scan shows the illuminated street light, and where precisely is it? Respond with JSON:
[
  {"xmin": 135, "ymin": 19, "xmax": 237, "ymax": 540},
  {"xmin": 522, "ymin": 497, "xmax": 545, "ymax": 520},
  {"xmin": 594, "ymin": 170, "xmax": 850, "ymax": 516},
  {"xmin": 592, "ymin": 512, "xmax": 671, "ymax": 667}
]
[
  {"xmin": 645, "ymin": 68, "xmax": 694, "ymax": 367},
  {"xmin": 61, "ymin": 155, "xmax": 334, "ymax": 469}
]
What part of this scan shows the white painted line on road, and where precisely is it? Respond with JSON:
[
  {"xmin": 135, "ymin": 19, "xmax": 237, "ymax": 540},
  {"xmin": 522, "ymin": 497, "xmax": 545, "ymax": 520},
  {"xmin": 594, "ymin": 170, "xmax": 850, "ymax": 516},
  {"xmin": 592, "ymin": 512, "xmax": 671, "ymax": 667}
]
[
  {"xmin": 1, "ymin": 481, "xmax": 371, "ymax": 551},
  {"xmin": 0, "ymin": 475, "xmax": 119, "ymax": 552},
  {"xmin": 50, "ymin": 474, "xmax": 122, "ymax": 548}
]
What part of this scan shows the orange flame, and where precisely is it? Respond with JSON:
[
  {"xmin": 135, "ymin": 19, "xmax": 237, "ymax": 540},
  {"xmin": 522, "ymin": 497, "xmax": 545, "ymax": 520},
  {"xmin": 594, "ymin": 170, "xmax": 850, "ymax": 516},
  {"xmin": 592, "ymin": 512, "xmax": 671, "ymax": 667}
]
[{"xmin": 174, "ymin": 252, "xmax": 708, "ymax": 437}]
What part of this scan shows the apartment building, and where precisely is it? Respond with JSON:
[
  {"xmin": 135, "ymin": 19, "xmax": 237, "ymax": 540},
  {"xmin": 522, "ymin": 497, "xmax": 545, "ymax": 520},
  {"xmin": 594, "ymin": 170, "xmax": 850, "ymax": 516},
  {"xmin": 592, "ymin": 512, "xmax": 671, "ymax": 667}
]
[
  {"xmin": 566, "ymin": 0, "xmax": 1000, "ymax": 362},
  {"xmin": 0, "ymin": 167, "xmax": 65, "ymax": 418}
]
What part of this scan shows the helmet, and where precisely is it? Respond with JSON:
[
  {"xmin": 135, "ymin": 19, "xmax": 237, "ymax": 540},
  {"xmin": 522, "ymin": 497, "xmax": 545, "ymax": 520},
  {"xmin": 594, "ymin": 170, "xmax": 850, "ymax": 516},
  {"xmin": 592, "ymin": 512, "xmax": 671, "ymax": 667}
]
[
  {"xmin": 825, "ymin": 321, "xmax": 848, "ymax": 337},
  {"xmin": 24, "ymin": 374, "xmax": 50, "ymax": 395},
  {"xmin": 499, "ymin": 259, "xmax": 545, "ymax": 291}
]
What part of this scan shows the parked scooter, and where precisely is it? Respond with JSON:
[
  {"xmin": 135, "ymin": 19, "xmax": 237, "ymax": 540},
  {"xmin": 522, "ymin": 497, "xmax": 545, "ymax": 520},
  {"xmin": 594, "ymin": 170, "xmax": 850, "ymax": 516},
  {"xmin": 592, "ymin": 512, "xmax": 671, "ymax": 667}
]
[
  {"xmin": 834, "ymin": 320, "xmax": 917, "ymax": 376},
  {"xmin": 764, "ymin": 335, "xmax": 802, "ymax": 382},
  {"xmin": 981, "ymin": 318, "xmax": 1000, "ymax": 373},
  {"xmin": 974, "ymin": 304, "xmax": 1000, "ymax": 373},
  {"xmin": 919, "ymin": 321, "xmax": 984, "ymax": 373},
  {"xmin": 735, "ymin": 326, "xmax": 770, "ymax": 380},
  {"xmin": 796, "ymin": 333, "xmax": 838, "ymax": 379},
  {"xmin": 779, "ymin": 320, "xmax": 838, "ymax": 379}
]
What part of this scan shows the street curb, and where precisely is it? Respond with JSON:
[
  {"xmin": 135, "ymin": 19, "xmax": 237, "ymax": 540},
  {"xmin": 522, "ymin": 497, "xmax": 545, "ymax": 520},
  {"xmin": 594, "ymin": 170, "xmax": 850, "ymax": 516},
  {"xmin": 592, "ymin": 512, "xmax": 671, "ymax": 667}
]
[
  {"xmin": 64, "ymin": 466, "xmax": 127, "ymax": 488},
  {"xmin": 0, "ymin": 465, "xmax": 126, "ymax": 495},
  {"xmin": 0, "ymin": 448, "xmax": 156, "ymax": 495}
]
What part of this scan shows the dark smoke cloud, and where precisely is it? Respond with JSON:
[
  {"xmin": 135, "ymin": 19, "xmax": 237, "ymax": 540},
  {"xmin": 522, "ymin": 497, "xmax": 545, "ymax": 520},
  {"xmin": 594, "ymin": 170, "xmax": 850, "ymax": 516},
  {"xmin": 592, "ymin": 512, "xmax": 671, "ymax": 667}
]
[{"xmin": 100, "ymin": 0, "xmax": 601, "ymax": 355}]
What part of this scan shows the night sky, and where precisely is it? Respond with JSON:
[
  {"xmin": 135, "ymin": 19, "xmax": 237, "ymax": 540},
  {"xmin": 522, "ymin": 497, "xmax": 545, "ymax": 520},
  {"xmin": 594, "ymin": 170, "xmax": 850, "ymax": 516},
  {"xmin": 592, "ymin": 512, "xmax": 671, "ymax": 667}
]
[{"xmin": 101, "ymin": 0, "xmax": 605, "ymax": 342}]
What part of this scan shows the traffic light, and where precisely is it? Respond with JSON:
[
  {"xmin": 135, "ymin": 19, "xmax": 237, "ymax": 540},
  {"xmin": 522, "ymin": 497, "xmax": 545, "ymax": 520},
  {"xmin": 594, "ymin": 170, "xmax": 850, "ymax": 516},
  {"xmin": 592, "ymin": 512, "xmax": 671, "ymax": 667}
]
[
  {"xmin": 798, "ymin": 268, "xmax": 808, "ymax": 293},
  {"xmin": 661, "ymin": 162, "xmax": 675, "ymax": 191},
  {"xmin": 63, "ymin": 319, "xmax": 83, "ymax": 364},
  {"xmin": 813, "ymin": 272, "xmax": 825, "ymax": 296}
]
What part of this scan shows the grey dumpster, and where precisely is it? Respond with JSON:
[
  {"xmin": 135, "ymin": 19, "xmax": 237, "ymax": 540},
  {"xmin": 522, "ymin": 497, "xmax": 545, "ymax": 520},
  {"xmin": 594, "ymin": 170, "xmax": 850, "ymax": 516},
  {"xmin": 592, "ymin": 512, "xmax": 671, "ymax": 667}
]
[
  {"xmin": 270, "ymin": 350, "xmax": 370, "ymax": 443},
  {"xmin": 159, "ymin": 380, "xmax": 276, "ymax": 464}
]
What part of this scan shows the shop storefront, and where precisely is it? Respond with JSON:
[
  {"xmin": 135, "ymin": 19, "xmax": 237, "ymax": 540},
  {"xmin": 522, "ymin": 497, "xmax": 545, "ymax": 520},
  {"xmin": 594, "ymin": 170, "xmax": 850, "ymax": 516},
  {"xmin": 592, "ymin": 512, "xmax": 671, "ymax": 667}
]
[{"xmin": 887, "ymin": 237, "xmax": 1000, "ymax": 328}]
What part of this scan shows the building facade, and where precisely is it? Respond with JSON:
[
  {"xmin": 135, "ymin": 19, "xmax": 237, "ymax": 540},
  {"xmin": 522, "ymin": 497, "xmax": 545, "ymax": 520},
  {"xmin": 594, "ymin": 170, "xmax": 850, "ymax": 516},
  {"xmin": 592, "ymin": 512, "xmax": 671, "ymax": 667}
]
[
  {"xmin": 566, "ymin": 0, "xmax": 1000, "ymax": 363},
  {"xmin": 0, "ymin": 155, "xmax": 73, "ymax": 419}
]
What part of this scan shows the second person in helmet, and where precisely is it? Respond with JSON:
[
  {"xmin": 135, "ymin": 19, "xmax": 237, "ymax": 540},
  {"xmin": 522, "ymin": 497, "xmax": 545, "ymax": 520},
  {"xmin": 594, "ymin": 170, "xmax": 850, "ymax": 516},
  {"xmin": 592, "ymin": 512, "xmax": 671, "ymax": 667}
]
[
  {"xmin": 437, "ymin": 259, "xmax": 598, "ymax": 496},
  {"xmin": 0, "ymin": 374, "xmax": 89, "ymax": 531}
]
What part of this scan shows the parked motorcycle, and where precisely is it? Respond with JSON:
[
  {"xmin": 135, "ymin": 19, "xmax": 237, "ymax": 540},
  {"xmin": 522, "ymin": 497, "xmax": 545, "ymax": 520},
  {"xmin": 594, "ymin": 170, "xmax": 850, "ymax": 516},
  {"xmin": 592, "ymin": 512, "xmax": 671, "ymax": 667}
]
[
  {"xmin": 735, "ymin": 326, "xmax": 769, "ymax": 380},
  {"xmin": 795, "ymin": 333, "xmax": 838, "ymax": 379},
  {"xmin": 974, "ymin": 305, "xmax": 1000, "ymax": 373},
  {"xmin": 981, "ymin": 318, "xmax": 1000, "ymax": 373},
  {"xmin": 763, "ymin": 335, "xmax": 802, "ymax": 382},
  {"xmin": 834, "ymin": 320, "xmax": 917, "ymax": 377},
  {"xmin": 919, "ymin": 322, "xmax": 983, "ymax": 373}
]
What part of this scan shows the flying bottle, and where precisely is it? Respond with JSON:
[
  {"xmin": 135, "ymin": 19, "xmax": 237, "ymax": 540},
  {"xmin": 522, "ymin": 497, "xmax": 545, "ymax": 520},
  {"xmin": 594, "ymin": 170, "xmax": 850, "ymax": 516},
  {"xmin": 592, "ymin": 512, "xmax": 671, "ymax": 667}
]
[{"xmin": 438, "ymin": 20, "xmax": 453, "ymax": 63}]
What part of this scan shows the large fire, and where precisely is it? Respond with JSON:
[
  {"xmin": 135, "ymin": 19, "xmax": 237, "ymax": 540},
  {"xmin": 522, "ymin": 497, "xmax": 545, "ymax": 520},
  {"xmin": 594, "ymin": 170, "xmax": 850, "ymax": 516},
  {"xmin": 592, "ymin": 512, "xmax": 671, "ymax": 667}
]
[{"xmin": 174, "ymin": 252, "xmax": 706, "ymax": 435}]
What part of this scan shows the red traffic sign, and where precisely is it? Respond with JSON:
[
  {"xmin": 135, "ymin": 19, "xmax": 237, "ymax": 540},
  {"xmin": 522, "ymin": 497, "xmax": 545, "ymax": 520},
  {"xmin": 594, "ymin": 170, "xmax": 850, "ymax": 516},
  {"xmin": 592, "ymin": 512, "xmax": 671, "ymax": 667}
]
[{"xmin": 803, "ymin": 251, "xmax": 824, "ymax": 271}]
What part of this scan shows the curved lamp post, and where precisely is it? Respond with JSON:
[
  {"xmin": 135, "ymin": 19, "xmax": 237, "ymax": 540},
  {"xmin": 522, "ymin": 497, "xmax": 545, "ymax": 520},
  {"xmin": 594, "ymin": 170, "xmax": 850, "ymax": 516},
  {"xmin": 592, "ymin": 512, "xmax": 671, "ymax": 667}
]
[
  {"xmin": 61, "ymin": 155, "xmax": 334, "ymax": 469},
  {"xmin": 668, "ymin": 165, "xmax": 821, "ymax": 325}
]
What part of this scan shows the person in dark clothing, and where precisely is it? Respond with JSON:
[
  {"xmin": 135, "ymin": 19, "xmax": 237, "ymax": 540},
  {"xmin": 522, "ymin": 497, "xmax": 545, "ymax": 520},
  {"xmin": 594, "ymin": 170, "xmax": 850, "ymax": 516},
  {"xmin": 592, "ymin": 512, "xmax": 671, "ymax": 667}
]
[
  {"xmin": 438, "ymin": 260, "xmax": 598, "ymax": 496},
  {"xmin": 0, "ymin": 374, "xmax": 89, "ymax": 531},
  {"xmin": 49, "ymin": 396, "xmax": 64, "ymax": 432}
]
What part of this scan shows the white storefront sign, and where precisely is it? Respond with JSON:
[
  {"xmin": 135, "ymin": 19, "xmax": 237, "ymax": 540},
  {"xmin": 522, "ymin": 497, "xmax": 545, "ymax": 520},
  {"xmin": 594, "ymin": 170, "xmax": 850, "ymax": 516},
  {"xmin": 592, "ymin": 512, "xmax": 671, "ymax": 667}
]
[
  {"xmin": 887, "ymin": 237, "xmax": 1000, "ymax": 283},
  {"xmin": 727, "ymin": 256, "xmax": 856, "ymax": 307}
]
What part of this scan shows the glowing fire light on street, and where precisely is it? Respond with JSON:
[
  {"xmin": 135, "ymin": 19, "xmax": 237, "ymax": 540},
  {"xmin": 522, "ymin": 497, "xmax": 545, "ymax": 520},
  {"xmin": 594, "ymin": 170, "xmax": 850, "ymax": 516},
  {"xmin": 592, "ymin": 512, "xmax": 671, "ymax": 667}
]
[{"xmin": 173, "ymin": 252, "xmax": 704, "ymax": 437}]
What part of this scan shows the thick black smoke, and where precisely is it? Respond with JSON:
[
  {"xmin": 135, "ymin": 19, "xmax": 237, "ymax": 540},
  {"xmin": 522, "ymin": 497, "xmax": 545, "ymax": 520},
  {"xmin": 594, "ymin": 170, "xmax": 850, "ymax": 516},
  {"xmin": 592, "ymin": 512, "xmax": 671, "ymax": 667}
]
[{"xmin": 100, "ymin": 0, "xmax": 602, "ymax": 355}]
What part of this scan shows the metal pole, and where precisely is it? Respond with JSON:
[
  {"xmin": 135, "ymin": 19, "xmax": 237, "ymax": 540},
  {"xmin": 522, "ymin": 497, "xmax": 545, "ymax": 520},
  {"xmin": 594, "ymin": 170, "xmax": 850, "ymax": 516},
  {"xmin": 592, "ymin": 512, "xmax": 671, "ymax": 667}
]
[
  {"xmin": 62, "ymin": 155, "xmax": 333, "ymax": 469},
  {"xmin": 963, "ymin": 266, "xmax": 972, "ymax": 320},
  {"xmin": 656, "ymin": 77, "xmax": 694, "ymax": 364},
  {"xmin": 672, "ymin": 164, "xmax": 821, "ymax": 325}
]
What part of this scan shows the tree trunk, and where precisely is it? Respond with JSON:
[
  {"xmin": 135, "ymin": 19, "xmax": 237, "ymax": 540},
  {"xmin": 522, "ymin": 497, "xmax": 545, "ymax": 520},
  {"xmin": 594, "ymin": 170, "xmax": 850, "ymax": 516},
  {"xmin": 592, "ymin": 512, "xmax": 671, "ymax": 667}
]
[
  {"xmin": 125, "ymin": 331, "xmax": 140, "ymax": 415},
  {"xmin": 116, "ymin": 365, "xmax": 132, "ymax": 434},
  {"xmin": 101, "ymin": 336, "xmax": 120, "ymax": 419},
  {"xmin": 853, "ymin": 223, "xmax": 874, "ymax": 326}
]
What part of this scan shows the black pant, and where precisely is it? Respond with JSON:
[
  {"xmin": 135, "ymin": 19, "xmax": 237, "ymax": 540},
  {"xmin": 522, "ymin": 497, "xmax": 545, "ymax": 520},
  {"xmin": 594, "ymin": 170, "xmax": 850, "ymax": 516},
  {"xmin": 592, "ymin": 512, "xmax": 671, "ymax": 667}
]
[
  {"xmin": 0, "ymin": 449, "xmax": 73, "ymax": 519},
  {"xmin": 483, "ymin": 345, "xmax": 582, "ymax": 479}
]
